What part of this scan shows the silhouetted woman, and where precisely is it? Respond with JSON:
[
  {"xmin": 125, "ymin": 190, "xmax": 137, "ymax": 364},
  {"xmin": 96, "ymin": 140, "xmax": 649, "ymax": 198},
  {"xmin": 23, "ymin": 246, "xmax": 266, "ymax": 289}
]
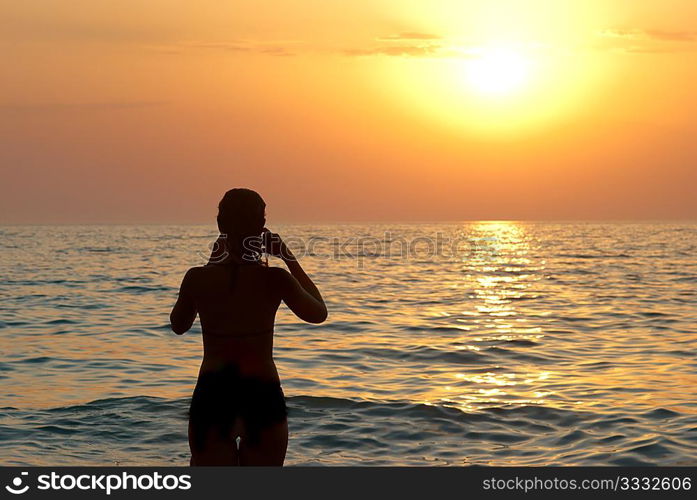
[{"xmin": 170, "ymin": 188, "xmax": 327, "ymax": 465}]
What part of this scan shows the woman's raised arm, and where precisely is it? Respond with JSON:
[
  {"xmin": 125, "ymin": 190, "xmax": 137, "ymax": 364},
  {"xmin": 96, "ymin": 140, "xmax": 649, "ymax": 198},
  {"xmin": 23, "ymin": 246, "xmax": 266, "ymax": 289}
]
[{"xmin": 265, "ymin": 229, "xmax": 327, "ymax": 324}]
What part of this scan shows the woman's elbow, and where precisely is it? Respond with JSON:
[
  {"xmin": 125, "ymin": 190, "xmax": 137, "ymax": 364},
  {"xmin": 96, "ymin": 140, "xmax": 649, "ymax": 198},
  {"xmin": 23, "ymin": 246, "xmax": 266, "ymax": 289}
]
[
  {"xmin": 170, "ymin": 321, "xmax": 188, "ymax": 335},
  {"xmin": 171, "ymin": 323, "xmax": 189, "ymax": 335},
  {"xmin": 170, "ymin": 313, "xmax": 190, "ymax": 335},
  {"xmin": 307, "ymin": 307, "xmax": 328, "ymax": 324}
]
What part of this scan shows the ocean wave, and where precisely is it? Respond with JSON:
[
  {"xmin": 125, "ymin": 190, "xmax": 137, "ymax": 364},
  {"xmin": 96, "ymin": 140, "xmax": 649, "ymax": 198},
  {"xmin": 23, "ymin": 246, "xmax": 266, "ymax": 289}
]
[
  {"xmin": 2, "ymin": 395, "xmax": 696, "ymax": 466},
  {"xmin": 2, "ymin": 223, "xmax": 697, "ymax": 466}
]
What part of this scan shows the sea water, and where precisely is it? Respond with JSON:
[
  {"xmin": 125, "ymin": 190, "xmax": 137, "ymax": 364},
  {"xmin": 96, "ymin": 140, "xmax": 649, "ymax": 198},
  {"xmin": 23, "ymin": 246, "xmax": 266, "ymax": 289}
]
[{"xmin": 1, "ymin": 223, "xmax": 696, "ymax": 465}]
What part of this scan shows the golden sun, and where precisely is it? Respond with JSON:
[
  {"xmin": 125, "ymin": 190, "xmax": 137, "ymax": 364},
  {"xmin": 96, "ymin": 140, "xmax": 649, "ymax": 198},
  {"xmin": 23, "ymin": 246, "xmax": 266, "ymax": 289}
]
[{"xmin": 465, "ymin": 47, "xmax": 532, "ymax": 96}]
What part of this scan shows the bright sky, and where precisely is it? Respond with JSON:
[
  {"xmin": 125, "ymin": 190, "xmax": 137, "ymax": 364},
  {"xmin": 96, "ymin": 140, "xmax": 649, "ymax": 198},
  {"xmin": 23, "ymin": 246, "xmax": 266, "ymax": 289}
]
[{"xmin": 1, "ymin": 0, "xmax": 696, "ymax": 223}]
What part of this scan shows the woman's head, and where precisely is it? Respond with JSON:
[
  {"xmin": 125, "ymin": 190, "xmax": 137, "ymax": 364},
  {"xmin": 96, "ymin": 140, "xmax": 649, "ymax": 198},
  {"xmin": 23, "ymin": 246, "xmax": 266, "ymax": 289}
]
[{"xmin": 217, "ymin": 188, "xmax": 266, "ymax": 254}]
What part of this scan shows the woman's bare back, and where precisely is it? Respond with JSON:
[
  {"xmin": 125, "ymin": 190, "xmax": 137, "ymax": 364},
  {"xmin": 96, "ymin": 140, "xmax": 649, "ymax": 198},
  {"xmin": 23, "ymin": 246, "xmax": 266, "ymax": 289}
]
[
  {"xmin": 175, "ymin": 262, "xmax": 292, "ymax": 379},
  {"xmin": 170, "ymin": 211, "xmax": 327, "ymax": 465}
]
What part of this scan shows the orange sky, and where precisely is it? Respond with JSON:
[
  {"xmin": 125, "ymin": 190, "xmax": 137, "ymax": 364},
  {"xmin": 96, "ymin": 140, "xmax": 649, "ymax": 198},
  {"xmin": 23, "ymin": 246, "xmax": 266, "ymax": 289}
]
[{"xmin": 1, "ymin": 0, "xmax": 696, "ymax": 223}]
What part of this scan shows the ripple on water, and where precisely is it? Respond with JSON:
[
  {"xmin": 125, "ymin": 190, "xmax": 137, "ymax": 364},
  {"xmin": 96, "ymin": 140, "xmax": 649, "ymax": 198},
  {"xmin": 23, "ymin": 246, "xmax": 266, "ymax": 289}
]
[
  {"xmin": 1, "ymin": 223, "xmax": 696, "ymax": 465},
  {"xmin": 1, "ymin": 396, "xmax": 695, "ymax": 466}
]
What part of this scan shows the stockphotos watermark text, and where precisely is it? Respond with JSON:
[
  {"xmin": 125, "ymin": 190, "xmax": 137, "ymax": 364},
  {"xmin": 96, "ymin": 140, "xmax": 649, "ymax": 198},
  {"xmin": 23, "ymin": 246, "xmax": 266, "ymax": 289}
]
[{"xmin": 4, "ymin": 470, "xmax": 191, "ymax": 495}]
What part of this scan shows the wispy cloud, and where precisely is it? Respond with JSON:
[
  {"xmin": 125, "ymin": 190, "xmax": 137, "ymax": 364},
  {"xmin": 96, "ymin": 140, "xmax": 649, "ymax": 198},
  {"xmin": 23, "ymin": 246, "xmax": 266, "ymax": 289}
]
[
  {"xmin": 342, "ymin": 31, "xmax": 447, "ymax": 58},
  {"xmin": 376, "ymin": 32, "xmax": 442, "ymax": 41},
  {"xmin": 343, "ymin": 44, "xmax": 442, "ymax": 57},
  {"xmin": 173, "ymin": 34, "xmax": 446, "ymax": 59},
  {"xmin": 150, "ymin": 40, "xmax": 298, "ymax": 57},
  {"xmin": 596, "ymin": 28, "xmax": 697, "ymax": 54},
  {"xmin": 148, "ymin": 31, "xmax": 448, "ymax": 59},
  {"xmin": 599, "ymin": 28, "xmax": 697, "ymax": 42}
]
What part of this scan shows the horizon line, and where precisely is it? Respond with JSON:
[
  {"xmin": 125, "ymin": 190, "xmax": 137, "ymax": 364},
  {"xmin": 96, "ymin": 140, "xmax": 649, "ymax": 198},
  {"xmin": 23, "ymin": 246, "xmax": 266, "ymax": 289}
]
[{"xmin": 1, "ymin": 218, "xmax": 696, "ymax": 226}]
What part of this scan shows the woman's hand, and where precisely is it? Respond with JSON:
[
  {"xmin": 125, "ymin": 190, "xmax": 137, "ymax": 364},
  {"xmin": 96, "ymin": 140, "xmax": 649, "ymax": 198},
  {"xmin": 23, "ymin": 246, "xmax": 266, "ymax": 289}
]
[{"xmin": 263, "ymin": 228, "xmax": 294, "ymax": 261}]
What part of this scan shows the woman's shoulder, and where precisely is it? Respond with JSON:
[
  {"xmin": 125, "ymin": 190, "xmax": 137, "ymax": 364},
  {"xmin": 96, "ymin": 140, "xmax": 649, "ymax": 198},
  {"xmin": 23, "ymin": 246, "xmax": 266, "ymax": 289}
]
[
  {"xmin": 186, "ymin": 265, "xmax": 207, "ymax": 275},
  {"xmin": 264, "ymin": 265, "xmax": 290, "ymax": 279},
  {"xmin": 184, "ymin": 264, "xmax": 230, "ymax": 283},
  {"xmin": 180, "ymin": 265, "xmax": 207, "ymax": 284},
  {"xmin": 262, "ymin": 265, "xmax": 293, "ymax": 291}
]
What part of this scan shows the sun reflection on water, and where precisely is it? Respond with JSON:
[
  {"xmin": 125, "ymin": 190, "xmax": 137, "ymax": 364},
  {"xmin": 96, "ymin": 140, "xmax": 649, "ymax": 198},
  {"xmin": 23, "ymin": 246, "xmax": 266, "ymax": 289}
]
[
  {"xmin": 3, "ymin": 222, "xmax": 696, "ymax": 425},
  {"xmin": 426, "ymin": 221, "xmax": 557, "ymax": 412}
]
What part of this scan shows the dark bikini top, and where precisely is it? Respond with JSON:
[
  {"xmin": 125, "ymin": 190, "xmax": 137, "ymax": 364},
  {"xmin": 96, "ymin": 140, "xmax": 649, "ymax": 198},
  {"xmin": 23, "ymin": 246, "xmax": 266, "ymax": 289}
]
[
  {"xmin": 204, "ymin": 328, "xmax": 274, "ymax": 339},
  {"xmin": 205, "ymin": 256, "xmax": 272, "ymax": 339}
]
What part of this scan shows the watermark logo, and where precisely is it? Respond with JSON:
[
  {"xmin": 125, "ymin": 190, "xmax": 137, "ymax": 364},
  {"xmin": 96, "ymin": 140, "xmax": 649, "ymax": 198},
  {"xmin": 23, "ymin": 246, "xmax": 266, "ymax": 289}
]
[
  {"xmin": 3, "ymin": 471, "xmax": 192, "ymax": 496},
  {"xmin": 5, "ymin": 472, "xmax": 29, "ymax": 495},
  {"xmin": 197, "ymin": 230, "xmax": 504, "ymax": 268}
]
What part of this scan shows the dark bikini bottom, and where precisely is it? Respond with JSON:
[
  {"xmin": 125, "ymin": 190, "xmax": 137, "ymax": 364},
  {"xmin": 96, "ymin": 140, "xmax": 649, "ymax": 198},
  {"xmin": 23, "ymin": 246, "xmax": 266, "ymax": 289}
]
[{"xmin": 188, "ymin": 364, "xmax": 287, "ymax": 450}]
